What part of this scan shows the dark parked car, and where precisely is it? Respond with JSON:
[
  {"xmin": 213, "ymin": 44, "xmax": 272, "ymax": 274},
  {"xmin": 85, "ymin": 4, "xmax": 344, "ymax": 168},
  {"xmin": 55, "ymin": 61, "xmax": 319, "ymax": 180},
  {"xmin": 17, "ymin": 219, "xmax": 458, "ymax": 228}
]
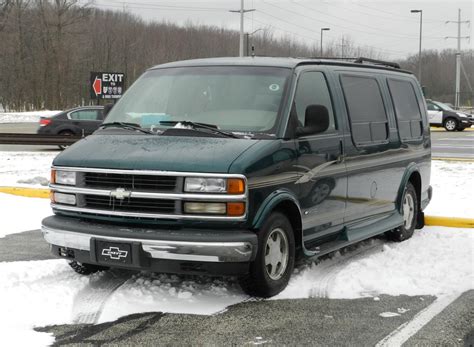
[{"xmin": 37, "ymin": 106, "xmax": 105, "ymax": 147}]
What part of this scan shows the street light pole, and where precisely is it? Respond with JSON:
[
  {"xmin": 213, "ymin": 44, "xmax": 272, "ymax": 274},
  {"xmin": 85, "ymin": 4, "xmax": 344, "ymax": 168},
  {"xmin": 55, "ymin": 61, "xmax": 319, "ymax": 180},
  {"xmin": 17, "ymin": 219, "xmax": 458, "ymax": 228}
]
[
  {"xmin": 230, "ymin": 1, "xmax": 255, "ymax": 57},
  {"xmin": 320, "ymin": 28, "xmax": 330, "ymax": 56},
  {"xmin": 245, "ymin": 28, "xmax": 263, "ymax": 56},
  {"xmin": 411, "ymin": 9, "xmax": 423, "ymax": 84}
]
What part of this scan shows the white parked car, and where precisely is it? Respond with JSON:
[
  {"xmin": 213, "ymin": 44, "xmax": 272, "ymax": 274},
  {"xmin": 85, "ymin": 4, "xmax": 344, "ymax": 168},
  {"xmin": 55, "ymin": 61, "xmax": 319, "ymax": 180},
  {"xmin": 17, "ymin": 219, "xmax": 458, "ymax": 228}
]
[{"xmin": 426, "ymin": 100, "xmax": 473, "ymax": 131}]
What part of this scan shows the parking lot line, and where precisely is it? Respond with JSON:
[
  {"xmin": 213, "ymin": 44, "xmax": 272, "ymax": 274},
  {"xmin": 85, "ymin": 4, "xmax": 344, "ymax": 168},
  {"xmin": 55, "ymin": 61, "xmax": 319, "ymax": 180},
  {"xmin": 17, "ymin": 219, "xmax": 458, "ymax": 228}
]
[{"xmin": 375, "ymin": 292, "xmax": 463, "ymax": 347}]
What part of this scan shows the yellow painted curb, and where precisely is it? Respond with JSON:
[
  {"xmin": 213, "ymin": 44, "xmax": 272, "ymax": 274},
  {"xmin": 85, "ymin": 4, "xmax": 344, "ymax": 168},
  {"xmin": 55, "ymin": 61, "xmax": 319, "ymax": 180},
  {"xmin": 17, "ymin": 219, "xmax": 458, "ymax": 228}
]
[
  {"xmin": 432, "ymin": 157, "xmax": 474, "ymax": 162},
  {"xmin": 430, "ymin": 127, "xmax": 474, "ymax": 132},
  {"xmin": 0, "ymin": 186, "xmax": 50, "ymax": 199},
  {"xmin": 425, "ymin": 216, "xmax": 474, "ymax": 228}
]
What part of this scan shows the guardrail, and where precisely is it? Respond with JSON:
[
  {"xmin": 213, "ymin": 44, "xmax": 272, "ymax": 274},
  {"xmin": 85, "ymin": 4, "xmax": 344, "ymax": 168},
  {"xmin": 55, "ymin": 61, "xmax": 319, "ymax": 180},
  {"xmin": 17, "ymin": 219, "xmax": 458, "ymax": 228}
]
[{"xmin": 0, "ymin": 133, "xmax": 82, "ymax": 145}]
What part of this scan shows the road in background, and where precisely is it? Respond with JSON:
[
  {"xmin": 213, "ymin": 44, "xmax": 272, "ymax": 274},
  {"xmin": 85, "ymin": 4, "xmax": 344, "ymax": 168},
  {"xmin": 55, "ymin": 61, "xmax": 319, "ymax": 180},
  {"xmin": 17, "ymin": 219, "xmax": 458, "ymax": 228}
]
[
  {"xmin": 431, "ymin": 131, "xmax": 474, "ymax": 159},
  {"xmin": 0, "ymin": 123, "xmax": 473, "ymax": 157},
  {"xmin": 0, "ymin": 122, "xmax": 60, "ymax": 152}
]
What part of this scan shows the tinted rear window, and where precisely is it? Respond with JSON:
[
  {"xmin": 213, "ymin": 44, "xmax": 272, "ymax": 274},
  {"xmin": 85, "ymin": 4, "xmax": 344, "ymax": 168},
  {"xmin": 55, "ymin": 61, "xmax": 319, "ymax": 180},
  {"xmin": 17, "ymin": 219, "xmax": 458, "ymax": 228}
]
[
  {"xmin": 341, "ymin": 75, "xmax": 388, "ymax": 145},
  {"xmin": 388, "ymin": 79, "xmax": 422, "ymax": 139}
]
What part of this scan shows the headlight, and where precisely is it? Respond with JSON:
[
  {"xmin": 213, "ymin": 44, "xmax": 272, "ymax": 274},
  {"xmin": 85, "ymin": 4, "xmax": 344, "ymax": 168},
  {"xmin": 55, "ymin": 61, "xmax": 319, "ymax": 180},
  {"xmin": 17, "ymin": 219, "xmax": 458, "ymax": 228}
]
[
  {"xmin": 52, "ymin": 192, "xmax": 76, "ymax": 205},
  {"xmin": 184, "ymin": 177, "xmax": 245, "ymax": 194},
  {"xmin": 53, "ymin": 170, "xmax": 76, "ymax": 185},
  {"xmin": 184, "ymin": 202, "xmax": 226, "ymax": 214},
  {"xmin": 457, "ymin": 112, "xmax": 468, "ymax": 118}
]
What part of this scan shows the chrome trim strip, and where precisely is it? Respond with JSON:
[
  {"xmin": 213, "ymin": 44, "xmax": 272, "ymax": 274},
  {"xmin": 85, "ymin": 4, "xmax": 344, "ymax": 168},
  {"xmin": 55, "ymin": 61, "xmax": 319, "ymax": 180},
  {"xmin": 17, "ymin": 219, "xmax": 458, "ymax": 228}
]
[
  {"xmin": 41, "ymin": 225, "xmax": 253, "ymax": 262},
  {"xmin": 52, "ymin": 166, "xmax": 247, "ymax": 179},
  {"xmin": 50, "ymin": 184, "xmax": 246, "ymax": 202},
  {"xmin": 51, "ymin": 203, "xmax": 247, "ymax": 221}
]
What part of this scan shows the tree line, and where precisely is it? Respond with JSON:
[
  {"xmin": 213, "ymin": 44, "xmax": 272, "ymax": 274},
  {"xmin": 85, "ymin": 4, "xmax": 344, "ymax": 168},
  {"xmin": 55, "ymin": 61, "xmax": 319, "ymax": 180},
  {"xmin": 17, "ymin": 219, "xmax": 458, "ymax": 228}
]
[{"xmin": 0, "ymin": 0, "xmax": 472, "ymax": 111}]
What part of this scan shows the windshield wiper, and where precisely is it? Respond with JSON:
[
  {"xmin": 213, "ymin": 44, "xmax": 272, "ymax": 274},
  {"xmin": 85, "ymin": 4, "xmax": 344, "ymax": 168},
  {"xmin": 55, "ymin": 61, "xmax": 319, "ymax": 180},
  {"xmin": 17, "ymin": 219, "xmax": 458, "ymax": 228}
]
[
  {"xmin": 160, "ymin": 120, "xmax": 239, "ymax": 139},
  {"xmin": 100, "ymin": 122, "xmax": 154, "ymax": 135}
]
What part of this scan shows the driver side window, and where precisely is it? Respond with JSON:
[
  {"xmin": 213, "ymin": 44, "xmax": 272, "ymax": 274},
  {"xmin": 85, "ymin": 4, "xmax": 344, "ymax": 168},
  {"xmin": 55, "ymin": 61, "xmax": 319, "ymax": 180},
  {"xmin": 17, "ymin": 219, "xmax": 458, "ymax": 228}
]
[{"xmin": 294, "ymin": 71, "xmax": 335, "ymax": 132}]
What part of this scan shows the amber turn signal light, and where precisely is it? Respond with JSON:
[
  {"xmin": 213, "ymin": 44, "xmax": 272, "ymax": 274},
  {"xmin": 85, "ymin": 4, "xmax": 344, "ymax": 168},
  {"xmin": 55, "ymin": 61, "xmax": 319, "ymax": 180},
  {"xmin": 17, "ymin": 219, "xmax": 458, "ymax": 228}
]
[
  {"xmin": 227, "ymin": 178, "xmax": 245, "ymax": 194},
  {"xmin": 227, "ymin": 202, "xmax": 245, "ymax": 216},
  {"xmin": 50, "ymin": 169, "xmax": 56, "ymax": 184}
]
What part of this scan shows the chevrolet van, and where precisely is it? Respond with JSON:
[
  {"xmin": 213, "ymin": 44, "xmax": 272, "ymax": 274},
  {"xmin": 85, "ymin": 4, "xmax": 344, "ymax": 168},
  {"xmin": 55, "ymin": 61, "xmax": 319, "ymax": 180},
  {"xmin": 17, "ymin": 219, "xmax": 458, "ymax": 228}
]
[{"xmin": 42, "ymin": 57, "xmax": 432, "ymax": 297}]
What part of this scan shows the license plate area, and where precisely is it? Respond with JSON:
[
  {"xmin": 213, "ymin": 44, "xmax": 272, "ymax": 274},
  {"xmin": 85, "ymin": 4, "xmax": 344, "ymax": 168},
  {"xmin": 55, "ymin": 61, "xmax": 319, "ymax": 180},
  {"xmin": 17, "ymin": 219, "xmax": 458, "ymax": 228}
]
[{"xmin": 96, "ymin": 240, "xmax": 132, "ymax": 265}]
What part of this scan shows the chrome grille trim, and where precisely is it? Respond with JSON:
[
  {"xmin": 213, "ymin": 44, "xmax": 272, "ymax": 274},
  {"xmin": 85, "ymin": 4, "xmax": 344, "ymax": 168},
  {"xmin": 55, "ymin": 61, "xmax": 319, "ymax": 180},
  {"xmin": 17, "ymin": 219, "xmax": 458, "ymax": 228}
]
[
  {"xmin": 50, "ymin": 184, "xmax": 246, "ymax": 201},
  {"xmin": 51, "ymin": 203, "xmax": 246, "ymax": 221},
  {"xmin": 52, "ymin": 166, "xmax": 246, "ymax": 178},
  {"xmin": 50, "ymin": 167, "xmax": 248, "ymax": 221}
]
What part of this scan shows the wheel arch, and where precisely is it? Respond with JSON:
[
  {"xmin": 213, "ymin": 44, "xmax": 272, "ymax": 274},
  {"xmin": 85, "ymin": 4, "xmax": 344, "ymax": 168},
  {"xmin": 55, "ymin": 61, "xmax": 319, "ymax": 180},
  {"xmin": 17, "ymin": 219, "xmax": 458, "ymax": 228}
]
[
  {"xmin": 397, "ymin": 164, "xmax": 422, "ymax": 214},
  {"xmin": 251, "ymin": 190, "xmax": 303, "ymax": 252}
]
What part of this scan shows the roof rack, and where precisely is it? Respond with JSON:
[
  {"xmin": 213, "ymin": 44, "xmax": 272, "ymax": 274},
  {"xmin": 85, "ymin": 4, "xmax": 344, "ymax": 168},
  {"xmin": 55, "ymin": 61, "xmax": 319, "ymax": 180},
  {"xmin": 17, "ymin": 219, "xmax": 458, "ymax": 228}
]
[{"xmin": 353, "ymin": 57, "xmax": 400, "ymax": 69}]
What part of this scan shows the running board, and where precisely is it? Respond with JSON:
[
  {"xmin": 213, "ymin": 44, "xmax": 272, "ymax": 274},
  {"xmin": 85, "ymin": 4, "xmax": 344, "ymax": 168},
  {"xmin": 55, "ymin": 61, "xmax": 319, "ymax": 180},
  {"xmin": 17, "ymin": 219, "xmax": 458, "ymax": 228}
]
[{"xmin": 303, "ymin": 212, "xmax": 403, "ymax": 258}]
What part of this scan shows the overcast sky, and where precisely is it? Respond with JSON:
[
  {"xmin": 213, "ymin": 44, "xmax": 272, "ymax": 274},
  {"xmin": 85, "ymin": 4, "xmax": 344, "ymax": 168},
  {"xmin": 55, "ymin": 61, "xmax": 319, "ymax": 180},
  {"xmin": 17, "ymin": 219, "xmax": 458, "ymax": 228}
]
[{"xmin": 90, "ymin": 0, "xmax": 473, "ymax": 60}]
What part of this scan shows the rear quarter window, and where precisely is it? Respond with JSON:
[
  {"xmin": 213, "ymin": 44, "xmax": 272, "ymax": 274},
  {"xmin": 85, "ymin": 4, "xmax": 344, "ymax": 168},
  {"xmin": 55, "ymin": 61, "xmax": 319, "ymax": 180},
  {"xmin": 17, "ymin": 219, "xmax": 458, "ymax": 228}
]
[
  {"xmin": 387, "ymin": 79, "xmax": 423, "ymax": 140},
  {"xmin": 340, "ymin": 74, "xmax": 388, "ymax": 145}
]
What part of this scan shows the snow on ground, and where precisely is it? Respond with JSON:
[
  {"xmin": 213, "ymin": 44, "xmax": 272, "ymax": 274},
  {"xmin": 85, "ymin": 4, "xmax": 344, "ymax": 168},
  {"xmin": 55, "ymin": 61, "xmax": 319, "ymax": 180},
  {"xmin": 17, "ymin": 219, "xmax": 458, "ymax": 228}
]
[
  {"xmin": 0, "ymin": 260, "xmax": 93, "ymax": 346},
  {"xmin": 0, "ymin": 110, "xmax": 61, "ymax": 123},
  {"xmin": 0, "ymin": 226, "xmax": 471, "ymax": 346},
  {"xmin": 0, "ymin": 151, "xmax": 58, "ymax": 188},
  {"xmin": 424, "ymin": 160, "xmax": 474, "ymax": 219},
  {"xmin": 276, "ymin": 227, "xmax": 473, "ymax": 300},
  {"xmin": 0, "ymin": 193, "xmax": 51, "ymax": 238}
]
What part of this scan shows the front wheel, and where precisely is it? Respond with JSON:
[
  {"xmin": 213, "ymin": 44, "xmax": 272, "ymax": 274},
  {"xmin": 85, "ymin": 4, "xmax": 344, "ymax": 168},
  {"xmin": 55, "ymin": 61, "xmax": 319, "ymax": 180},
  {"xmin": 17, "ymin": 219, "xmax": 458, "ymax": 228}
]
[
  {"xmin": 443, "ymin": 118, "xmax": 458, "ymax": 131},
  {"xmin": 239, "ymin": 212, "xmax": 295, "ymax": 297},
  {"xmin": 386, "ymin": 182, "xmax": 418, "ymax": 242}
]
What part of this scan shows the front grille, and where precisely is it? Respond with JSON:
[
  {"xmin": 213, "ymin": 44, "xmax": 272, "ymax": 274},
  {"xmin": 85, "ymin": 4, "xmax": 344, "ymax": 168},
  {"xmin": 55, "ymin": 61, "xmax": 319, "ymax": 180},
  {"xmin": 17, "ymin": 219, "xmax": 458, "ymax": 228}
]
[
  {"xmin": 84, "ymin": 172, "xmax": 177, "ymax": 192},
  {"xmin": 83, "ymin": 195, "xmax": 175, "ymax": 214}
]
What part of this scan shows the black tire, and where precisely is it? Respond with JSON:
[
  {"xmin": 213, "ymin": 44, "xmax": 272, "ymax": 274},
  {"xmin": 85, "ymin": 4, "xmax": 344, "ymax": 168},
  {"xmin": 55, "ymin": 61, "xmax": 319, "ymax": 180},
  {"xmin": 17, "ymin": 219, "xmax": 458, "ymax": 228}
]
[
  {"xmin": 443, "ymin": 118, "xmax": 458, "ymax": 132},
  {"xmin": 386, "ymin": 182, "xmax": 418, "ymax": 242},
  {"xmin": 239, "ymin": 212, "xmax": 295, "ymax": 297},
  {"xmin": 58, "ymin": 130, "xmax": 74, "ymax": 150},
  {"xmin": 68, "ymin": 260, "xmax": 109, "ymax": 275}
]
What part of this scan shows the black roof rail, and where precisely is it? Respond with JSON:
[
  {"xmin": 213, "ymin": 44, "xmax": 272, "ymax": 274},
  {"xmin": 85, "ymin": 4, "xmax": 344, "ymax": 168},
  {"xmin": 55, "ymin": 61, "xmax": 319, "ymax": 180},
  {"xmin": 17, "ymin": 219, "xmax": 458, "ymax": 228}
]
[{"xmin": 354, "ymin": 57, "xmax": 400, "ymax": 69}]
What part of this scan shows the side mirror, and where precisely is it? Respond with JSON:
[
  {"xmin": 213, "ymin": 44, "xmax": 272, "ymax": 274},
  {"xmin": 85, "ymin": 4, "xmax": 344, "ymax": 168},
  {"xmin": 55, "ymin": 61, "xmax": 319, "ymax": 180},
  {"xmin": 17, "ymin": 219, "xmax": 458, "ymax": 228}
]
[
  {"xmin": 296, "ymin": 104, "xmax": 330, "ymax": 137},
  {"xmin": 103, "ymin": 103, "xmax": 114, "ymax": 117}
]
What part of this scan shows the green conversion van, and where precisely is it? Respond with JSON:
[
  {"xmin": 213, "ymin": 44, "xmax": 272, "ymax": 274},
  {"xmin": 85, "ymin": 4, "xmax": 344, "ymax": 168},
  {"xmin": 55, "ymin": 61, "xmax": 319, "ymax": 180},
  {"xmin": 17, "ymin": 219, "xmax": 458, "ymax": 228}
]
[{"xmin": 42, "ymin": 57, "xmax": 432, "ymax": 297}]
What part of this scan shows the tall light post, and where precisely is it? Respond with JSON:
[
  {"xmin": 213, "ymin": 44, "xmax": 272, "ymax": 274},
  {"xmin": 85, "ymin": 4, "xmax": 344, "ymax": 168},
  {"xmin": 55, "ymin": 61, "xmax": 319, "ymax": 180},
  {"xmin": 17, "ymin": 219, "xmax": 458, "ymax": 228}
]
[
  {"xmin": 245, "ymin": 28, "xmax": 263, "ymax": 56},
  {"xmin": 411, "ymin": 9, "xmax": 423, "ymax": 84},
  {"xmin": 320, "ymin": 27, "xmax": 330, "ymax": 56},
  {"xmin": 230, "ymin": 1, "xmax": 255, "ymax": 57}
]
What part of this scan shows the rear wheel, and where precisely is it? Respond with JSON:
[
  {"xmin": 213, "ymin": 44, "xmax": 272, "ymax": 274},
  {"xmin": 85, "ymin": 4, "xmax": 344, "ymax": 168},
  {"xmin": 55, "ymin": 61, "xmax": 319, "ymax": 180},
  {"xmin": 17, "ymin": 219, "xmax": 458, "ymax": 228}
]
[
  {"xmin": 239, "ymin": 212, "xmax": 295, "ymax": 297},
  {"xmin": 58, "ymin": 130, "xmax": 74, "ymax": 150},
  {"xmin": 386, "ymin": 182, "xmax": 418, "ymax": 242},
  {"xmin": 443, "ymin": 118, "xmax": 458, "ymax": 131},
  {"xmin": 68, "ymin": 261, "xmax": 108, "ymax": 275}
]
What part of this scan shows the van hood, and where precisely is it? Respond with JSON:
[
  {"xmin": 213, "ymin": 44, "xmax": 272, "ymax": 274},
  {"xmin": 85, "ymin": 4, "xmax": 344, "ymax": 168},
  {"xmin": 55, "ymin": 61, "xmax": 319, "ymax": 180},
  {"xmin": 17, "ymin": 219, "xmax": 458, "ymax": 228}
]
[{"xmin": 53, "ymin": 134, "xmax": 261, "ymax": 173}]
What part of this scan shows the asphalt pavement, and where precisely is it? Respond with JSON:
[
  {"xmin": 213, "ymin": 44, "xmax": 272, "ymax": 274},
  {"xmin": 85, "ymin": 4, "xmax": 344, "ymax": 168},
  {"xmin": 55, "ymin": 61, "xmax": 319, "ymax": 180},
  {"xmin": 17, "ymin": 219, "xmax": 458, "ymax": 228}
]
[{"xmin": 430, "ymin": 130, "xmax": 474, "ymax": 159}]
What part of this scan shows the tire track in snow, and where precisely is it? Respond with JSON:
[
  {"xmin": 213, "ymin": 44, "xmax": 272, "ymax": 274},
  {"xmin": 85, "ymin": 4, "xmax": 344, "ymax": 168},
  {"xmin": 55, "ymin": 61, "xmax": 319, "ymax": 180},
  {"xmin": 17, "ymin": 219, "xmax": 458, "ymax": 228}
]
[
  {"xmin": 306, "ymin": 240, "xmax": 384, "ymax": 298},
  {"xmin": 72, "ymin": 270, "xmax": 131, "ymax": 324}
]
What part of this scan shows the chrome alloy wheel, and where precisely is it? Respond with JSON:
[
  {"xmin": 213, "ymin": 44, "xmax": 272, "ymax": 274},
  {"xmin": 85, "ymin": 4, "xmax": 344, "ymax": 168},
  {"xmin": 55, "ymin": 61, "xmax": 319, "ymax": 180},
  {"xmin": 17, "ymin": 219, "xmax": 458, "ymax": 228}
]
[
  {"xmin": 264, "ymin": 227, "xmax": 289, "ymax": 280},
  {"xmin": 445, "ymin": 119, "xmax": 457, "ymax": 131},
  {"xmin": 403, "ymin": 193, "xmax": 415, "ymax": 230}
]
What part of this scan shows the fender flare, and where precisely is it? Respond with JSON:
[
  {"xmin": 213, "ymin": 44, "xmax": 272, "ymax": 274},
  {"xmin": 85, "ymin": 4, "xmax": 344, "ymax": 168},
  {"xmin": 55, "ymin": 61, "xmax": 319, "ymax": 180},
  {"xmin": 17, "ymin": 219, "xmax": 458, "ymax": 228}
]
[
  {"xmin": 251, "ymin": 189, "xmax": 302, "ymax": 230},
  {"xmin": 396, "ymin": 163, "xmax": 420, "ymax": 213}
]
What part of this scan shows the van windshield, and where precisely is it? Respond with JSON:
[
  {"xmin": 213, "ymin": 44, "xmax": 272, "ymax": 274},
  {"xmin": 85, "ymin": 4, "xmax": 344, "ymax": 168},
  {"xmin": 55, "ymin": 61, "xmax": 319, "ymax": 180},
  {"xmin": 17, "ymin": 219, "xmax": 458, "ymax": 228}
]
[{"xmin": 106, "ymin": 66, "xmax": 291, "ymax": 135}]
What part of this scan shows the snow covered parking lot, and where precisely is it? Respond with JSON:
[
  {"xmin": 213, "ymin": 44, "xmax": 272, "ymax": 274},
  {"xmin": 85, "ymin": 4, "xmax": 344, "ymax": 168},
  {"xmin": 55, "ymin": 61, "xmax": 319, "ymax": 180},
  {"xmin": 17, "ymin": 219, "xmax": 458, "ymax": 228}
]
[{"xmin": 0, "ymin": 151, "xmax": 473, "ymax": 345}]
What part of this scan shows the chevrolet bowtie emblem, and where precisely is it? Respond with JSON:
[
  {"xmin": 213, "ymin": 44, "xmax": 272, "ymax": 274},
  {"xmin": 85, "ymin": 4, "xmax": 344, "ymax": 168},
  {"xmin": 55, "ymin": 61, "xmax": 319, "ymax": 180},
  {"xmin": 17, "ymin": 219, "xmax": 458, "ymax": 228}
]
[
  {"xmin": 110, "ymin": 188, "xmax": 131, "ymax": 200},
  {"xmin": 101, "ymin": 246, "xmax": 128, "ymax": 260}
]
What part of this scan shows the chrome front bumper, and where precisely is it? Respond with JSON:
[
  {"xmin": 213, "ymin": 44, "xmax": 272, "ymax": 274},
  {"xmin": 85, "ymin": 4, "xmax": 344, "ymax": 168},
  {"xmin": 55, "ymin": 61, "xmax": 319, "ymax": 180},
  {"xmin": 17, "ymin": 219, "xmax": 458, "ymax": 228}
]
[{"xmin": 42, "ymin": 225, "xmax": 254, "ymax": 263}]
